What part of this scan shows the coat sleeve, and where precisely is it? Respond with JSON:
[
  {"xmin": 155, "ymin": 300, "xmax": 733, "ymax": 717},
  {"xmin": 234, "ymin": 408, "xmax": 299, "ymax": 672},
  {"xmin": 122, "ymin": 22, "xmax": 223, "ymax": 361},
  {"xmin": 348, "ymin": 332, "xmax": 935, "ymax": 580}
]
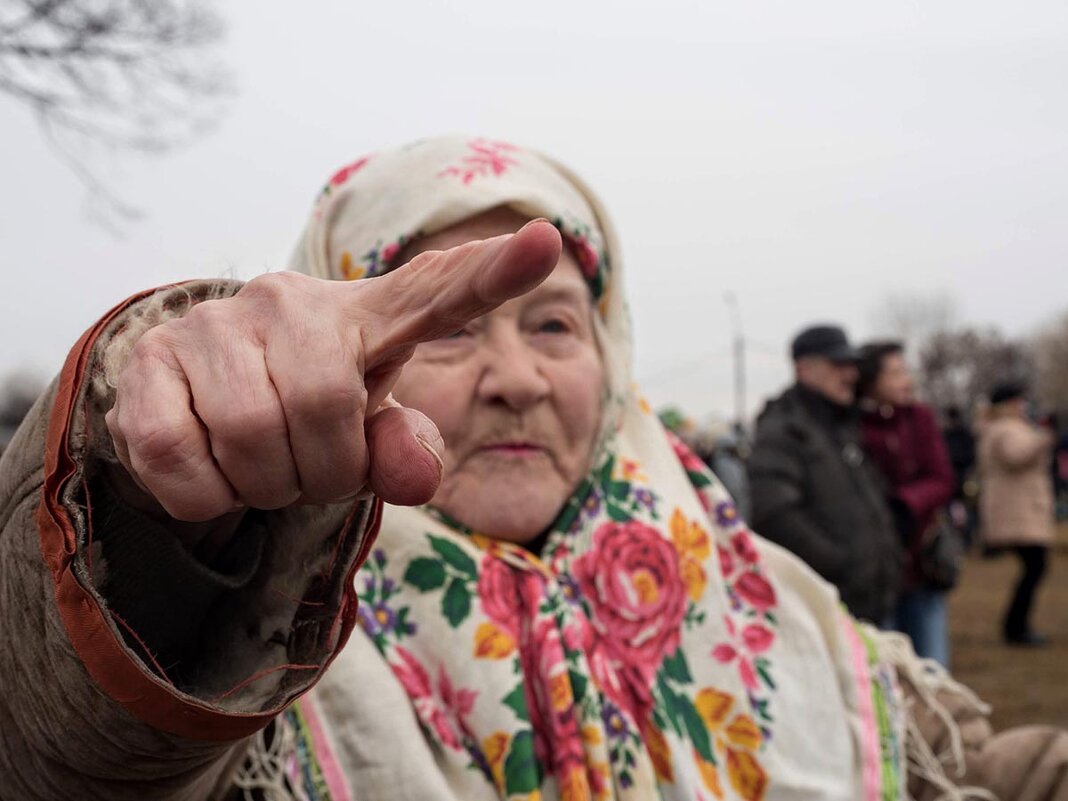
[
  {"xmin": 746, "ymin": 424, "xmax": 849, "ymax": 583},
  {"xmin": 992, "ymin": 423, "xmax": 1054, "ymax": 472},
  {"xmin": 895, "ymin": 406, "xmax": 955, "ymax": 526},
  {"xmin": 0, "ymin": 282, "xmax": 381, "ymax": 801}
]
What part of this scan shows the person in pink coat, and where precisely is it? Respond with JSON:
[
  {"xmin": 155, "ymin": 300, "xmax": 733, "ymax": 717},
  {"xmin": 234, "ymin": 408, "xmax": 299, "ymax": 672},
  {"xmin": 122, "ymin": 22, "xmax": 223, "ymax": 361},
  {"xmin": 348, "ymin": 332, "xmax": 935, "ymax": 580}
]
[{"xmin": 978, "ymin": 382, "xmax": 1057, "ymax": 646}]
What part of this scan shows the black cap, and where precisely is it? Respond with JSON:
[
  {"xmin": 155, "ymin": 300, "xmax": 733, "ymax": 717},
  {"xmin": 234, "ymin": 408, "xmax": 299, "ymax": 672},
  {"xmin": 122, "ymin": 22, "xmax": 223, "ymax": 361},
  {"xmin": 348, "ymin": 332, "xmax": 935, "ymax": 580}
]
[
  {"xmin": 989, "ymin": 382, "xmax": 1027, "ymax": 405},
  {"xmin": 791, "ymin": 325, "xmax": 860, "ymax": 363}
]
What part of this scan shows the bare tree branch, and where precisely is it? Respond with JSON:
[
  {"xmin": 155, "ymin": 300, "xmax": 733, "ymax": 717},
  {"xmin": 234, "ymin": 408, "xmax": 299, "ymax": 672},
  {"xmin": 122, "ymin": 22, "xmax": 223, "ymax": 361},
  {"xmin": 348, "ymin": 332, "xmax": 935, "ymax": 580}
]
[
  {"xmin": 868, "ymin": 290, "xmax": 959, "ymax": 359},
  {"xmin": 0, "ymin": 0, "xmax": 231, "ymax": 227},
  {"xmin": 0, "ymin": 370, "xmax": 45, "ymax": 453},
  {"xmin": 917, "ymin": 326, "xmax": 1033, "ymax": 412},
  {"xmin": 1032, "ymin": 311, "xmax": 1068, "ymax": 413}
]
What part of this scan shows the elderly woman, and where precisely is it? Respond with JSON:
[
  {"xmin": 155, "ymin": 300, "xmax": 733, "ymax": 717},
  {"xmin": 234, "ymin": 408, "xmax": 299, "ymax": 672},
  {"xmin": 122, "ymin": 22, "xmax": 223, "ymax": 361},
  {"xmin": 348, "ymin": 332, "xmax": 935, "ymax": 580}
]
[{"xmin": 1, "ymin": 137, "xmax": 1065, "ymax": 801}]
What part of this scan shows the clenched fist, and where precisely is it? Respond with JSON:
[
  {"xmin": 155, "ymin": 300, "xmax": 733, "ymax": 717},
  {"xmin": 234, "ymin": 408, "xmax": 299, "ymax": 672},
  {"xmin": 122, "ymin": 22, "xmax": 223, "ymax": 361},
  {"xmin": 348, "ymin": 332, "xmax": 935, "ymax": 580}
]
[{"xmin": 106, "ymin": 220, "xmax": 562, "ymax": 522}]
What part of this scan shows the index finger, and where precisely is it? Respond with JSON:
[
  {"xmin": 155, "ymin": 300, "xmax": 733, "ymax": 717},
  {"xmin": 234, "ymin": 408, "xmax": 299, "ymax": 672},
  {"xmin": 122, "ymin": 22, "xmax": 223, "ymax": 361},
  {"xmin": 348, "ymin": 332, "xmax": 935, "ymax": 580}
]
[{"xmin": 353, "ymin": 218, "xmax": 562, "ymax": 366}]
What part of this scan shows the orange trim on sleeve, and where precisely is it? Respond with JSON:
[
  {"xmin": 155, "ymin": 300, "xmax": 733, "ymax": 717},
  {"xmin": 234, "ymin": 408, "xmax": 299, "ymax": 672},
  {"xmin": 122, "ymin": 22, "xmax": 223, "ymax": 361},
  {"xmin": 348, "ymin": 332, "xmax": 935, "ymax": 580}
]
[{"xmin": 35, "ymin": 284, "xmax": 382, "ymax": 742}]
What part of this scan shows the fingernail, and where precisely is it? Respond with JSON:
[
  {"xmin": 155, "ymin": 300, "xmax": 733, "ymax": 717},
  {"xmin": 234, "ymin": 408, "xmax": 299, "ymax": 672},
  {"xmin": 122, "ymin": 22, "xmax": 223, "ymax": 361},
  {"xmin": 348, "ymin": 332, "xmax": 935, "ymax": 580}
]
[
  {"xmin": 415, "ymin": 432, "xmax": 444, "ymax": 471},
  {"xmin": 520, "ymin": 217, "xmax": 551, "ymax": 231}
]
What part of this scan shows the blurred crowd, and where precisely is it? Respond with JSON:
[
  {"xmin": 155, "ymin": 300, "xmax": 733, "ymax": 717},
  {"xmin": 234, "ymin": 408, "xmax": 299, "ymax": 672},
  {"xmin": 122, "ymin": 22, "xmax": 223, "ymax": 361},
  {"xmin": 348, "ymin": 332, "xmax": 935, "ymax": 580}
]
[{"xmin": 669, "ymin": 323, "xmax": 1068, "ymax": 665}]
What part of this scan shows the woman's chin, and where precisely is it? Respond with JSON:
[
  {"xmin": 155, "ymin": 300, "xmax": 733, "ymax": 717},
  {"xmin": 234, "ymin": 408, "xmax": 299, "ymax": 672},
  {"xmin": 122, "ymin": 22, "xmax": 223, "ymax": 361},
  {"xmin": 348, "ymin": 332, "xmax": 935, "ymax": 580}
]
[{"xmin": 437, "ymin": 482, "xmax": 567, "ymax": 545}]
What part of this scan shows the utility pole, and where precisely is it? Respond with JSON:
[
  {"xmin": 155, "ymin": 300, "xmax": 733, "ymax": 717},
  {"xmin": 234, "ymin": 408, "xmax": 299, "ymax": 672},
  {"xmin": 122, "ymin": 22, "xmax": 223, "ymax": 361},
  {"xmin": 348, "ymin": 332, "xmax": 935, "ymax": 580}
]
[{"xmin": 724, "ymin": 292, "xmax": 746, "ymax": 428}]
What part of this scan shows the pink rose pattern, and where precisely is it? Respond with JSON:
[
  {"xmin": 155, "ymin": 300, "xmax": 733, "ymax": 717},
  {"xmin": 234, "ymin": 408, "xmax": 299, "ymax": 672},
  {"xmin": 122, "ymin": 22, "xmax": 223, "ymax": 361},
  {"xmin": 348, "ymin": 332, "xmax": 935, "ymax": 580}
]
[
  {"xmin": 355, "ymin": 434, "xmax": 779, "ymax": 799},
  {"xmin": 573, "ymin": 521, "xmax": 688, "ymax": 687},
  {"xmin": 712, "ymin": 522, "xmax": 779, "ymax": 737},
  {"xmin": 477, "ymin": 554, "xmax": 534, "ymax": 634},
  {"xmin": 664, "ymin": 434, "xmax": 780, "ymax": 740},
  {"xmin": 520, "ymin": 618, "xmax": 587, "ymax": 774},
  {"xmin": 388, "ymin": 646, "xmax": 478, "ymax": 751}
]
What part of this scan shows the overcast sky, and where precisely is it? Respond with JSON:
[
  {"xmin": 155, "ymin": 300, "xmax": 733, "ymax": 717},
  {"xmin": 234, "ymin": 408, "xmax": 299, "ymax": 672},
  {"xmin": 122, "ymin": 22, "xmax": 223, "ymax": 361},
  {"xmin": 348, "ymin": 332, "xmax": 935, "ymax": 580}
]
[{"xmin": 2, "ymin": 0, "xmax": 1066, "ymax": 421}]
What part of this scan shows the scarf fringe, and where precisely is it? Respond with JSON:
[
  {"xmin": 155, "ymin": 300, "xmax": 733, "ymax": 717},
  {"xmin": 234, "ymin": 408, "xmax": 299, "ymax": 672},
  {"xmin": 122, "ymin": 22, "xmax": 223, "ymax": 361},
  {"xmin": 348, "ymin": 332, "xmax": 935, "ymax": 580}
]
[
  {"xmin": 873, "ymin": 630, "xmax": 997, "ymax": 801},
  {"xmin": 234, "ymin": 714, "xmax": 311, "ymax": 801}
]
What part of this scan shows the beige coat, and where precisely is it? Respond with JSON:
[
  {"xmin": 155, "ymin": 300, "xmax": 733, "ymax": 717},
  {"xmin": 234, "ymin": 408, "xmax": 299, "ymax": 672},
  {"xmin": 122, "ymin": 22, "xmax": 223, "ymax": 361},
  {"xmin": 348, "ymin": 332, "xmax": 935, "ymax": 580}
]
[{"xmin": 978, "ymin": 416, "xmax": 1056, "ymax": 547}]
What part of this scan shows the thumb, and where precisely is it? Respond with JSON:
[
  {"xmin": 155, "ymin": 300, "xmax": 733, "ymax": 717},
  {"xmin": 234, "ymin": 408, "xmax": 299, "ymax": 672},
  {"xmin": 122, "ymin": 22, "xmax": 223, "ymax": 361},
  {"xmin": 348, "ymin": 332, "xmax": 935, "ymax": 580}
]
[{"xmin": 365, "ymin": 401, "xmax": 445, "ymax": 506}]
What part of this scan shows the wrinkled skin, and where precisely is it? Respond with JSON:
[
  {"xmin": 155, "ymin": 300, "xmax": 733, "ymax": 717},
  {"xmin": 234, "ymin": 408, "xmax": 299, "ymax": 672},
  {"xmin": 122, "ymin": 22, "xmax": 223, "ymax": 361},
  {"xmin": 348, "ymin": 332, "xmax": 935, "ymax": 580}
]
[
  {"xmin": 107, "ymin": 220, "xmax": 564, "ymax": 525},
  {"xmin": 392, "ymin": 208, "xmax": 605, "ymax": 543}
]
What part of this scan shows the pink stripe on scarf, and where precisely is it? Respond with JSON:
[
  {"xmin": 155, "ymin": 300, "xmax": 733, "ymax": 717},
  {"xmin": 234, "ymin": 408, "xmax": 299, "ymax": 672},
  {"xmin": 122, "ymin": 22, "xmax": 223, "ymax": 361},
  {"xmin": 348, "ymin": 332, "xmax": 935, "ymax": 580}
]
[
  {"xmin": 300, "ymin": 695, "xmax": 353, "ymax": 801},
  {"xmin": 845, "ymin": 620, "xmax": 881, "ymax": 801}
]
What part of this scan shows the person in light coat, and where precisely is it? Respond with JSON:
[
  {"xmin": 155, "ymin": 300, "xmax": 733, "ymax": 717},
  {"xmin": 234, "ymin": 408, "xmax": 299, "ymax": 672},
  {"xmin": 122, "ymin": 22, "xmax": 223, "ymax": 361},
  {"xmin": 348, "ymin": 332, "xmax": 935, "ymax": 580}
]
[{"xmin": 978, "ymin": 382, "xmax": 1056, "ymax": 646}]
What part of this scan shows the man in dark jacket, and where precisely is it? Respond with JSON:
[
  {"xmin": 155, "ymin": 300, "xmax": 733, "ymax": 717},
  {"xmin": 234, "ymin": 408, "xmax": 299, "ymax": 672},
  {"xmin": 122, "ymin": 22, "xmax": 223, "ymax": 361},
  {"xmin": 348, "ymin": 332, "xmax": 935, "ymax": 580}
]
[
  {"xmin": 747, "ymin": 325, "xmax": 900, "ymax": 624},
  {"xmin": 943, "ymin": 406, "xmax": 976, "ymax": 497}
]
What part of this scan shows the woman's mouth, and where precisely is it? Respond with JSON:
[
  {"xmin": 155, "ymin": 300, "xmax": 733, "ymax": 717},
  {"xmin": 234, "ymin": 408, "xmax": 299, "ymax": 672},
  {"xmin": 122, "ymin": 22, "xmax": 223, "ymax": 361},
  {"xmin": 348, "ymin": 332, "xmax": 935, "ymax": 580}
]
[{"xmin": 479, "ymin": 442, "xmax": 547, "ymax": 457}]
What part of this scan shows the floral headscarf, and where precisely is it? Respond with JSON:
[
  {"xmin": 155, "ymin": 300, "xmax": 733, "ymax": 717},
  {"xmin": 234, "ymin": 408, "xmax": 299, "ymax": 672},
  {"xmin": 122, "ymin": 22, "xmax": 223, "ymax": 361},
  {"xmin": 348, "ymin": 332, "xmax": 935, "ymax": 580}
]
[
  {"xmin": 292, "ymin": 137, "xmax": 611, "ymax": 301},
  {"xmin": 289, "ymin": 136, "xmax": 908, "ymax": 801}
]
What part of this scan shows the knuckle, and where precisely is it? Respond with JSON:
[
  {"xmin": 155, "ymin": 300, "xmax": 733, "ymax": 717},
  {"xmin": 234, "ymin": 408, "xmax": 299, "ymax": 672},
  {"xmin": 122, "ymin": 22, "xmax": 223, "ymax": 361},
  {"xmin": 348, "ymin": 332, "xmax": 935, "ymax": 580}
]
[
  {"xmin": 128, "ymin": 326, "xmax": 172, "ymax": 366},
  {"xmin": 181, "ymin": 298, "xmax": 245, "ymax": 341},
  {"xmin": 243, "ymin": 485, "xmax": 301, "ymax": 511},
  {"xmin": 129, "ymin": 421, "xmax": 202, "ymax": 475},
  {"xmin": 183, "ymin": 297, "xmax": 228, "ymax": 324},
  {"xmin": 209, "ymin": 403, "xmax": 287, "ymax": 444},
  {"xmin": 245, "ymin": 273, "xmax": 339, "ymax": 340},
  {"xmin": 282, "ymin": 379, "xmax": 366, "ymax": 423},
  {"xmin": 401, "ymin": 249, "xmax": 440, "ymax": 274},
  {"xmin": 242, "ymin": 271, "xmax": 306, "ymax": 304},
  {"xmin": 159, "ymin": 495, "xmax": 229, "ymax": 523}
]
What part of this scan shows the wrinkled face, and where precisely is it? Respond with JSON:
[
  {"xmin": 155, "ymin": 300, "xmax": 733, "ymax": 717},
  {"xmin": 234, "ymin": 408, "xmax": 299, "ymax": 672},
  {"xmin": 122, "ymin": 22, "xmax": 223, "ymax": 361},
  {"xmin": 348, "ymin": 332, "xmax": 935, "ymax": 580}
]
[
  {"xmin": 795, "ymin": 356, "xmax": 859, "ymax": 406},
  {"xmin": 871, "ymin": 351, "xmax": 915, "ymax": 406},
  {"xmin": 391, "ymin": 208, "xmax": 605, "ymax": 544}
]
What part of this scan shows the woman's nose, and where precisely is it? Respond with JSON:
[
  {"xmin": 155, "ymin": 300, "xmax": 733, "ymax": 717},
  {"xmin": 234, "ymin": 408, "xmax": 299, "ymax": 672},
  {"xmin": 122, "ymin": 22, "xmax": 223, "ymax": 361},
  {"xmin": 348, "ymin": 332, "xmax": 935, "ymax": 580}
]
[{"xmin": 476, "ymin": 333, "xmax": 551, "ymax": 412}]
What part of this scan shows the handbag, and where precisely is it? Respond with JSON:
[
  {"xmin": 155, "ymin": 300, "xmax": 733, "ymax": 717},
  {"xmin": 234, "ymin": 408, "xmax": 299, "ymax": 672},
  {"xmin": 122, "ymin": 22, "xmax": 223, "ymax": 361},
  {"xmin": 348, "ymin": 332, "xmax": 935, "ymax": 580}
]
[{"xmin": 917, "ymin": 511, "xmax": 965, "ymax": 591}]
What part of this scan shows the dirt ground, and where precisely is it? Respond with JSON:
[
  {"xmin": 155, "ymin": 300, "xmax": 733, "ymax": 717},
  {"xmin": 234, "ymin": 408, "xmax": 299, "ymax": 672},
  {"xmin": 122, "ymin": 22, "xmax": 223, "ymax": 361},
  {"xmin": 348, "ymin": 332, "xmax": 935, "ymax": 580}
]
[{"xmin": 948, "ymin": 525, "xmax": 1068, "ymax": 731}]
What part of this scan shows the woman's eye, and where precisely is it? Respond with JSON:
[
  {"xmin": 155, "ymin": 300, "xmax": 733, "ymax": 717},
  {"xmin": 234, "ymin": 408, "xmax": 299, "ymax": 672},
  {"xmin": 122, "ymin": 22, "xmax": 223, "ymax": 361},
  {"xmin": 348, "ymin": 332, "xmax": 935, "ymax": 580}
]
[
  {"xmin": 442, "ymin": 328, "xmax": 471, "ymax": 340},
  {"xmin": 538, "ymin": 318, "xmax": 569, "ymax": 334}
]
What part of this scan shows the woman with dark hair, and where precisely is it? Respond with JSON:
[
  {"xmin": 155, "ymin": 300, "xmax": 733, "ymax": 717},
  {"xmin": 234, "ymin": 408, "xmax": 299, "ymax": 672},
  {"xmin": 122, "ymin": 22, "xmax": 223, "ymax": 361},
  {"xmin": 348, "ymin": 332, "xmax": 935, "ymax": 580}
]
[
  {"xmin": 978, "ymin": 382, "xmax": 1056, "ymax": 646},
  {"xmin": 857, "ymin": 341, "xmax": 956, "ymax": 665}
]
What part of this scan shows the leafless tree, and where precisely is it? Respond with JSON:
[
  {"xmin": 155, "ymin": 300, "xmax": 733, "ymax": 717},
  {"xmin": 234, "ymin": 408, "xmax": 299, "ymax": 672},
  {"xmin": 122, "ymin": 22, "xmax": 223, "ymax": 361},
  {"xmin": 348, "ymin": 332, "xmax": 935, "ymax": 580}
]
[
  {"xmin": 868, "ymin": 290, "xmax": 959, "ymax": 359},
  {"xmin": 917, "ymin": 326, "xmax": 1033, "ymax": 413},
  {"xmin": 1032, "ymin": 311, "xmax": 1068, "ymax": 414},
  {"xmin": 0, "ymin": 371, "xmax": 45, "ymax": 453},
  {"xmin": 0, "ymin": 0, "xmax": 230, "ymax": 223}
]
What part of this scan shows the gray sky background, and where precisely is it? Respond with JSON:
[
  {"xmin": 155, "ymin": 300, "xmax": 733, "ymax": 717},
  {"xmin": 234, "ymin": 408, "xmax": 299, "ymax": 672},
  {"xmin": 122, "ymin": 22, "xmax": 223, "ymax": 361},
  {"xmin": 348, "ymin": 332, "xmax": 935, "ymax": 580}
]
[{"xmin": 2, "ymin": 0, "xmax": 1067, "ymax": 421}]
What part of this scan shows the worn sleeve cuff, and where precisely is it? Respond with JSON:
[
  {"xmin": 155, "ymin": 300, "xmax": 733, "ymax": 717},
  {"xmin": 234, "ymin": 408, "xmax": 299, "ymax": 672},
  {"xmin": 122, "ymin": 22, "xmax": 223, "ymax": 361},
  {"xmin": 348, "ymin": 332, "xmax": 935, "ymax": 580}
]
[{"xmin": 37, "ymin": 280, "xmax": 382, "ymax": 742}]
